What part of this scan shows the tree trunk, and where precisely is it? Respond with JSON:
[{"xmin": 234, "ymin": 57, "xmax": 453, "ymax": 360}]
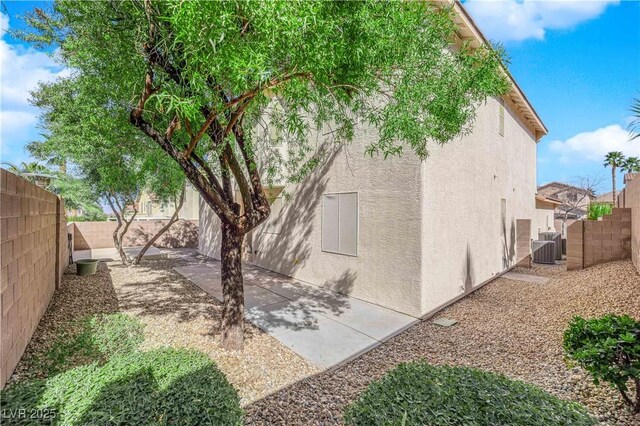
[
  {"xmin": 220, "ymin": 221, "xmax": 245, "ymax": 351},
  {"xmin": 132, "ymin": 185, "xmax": 185, "ymax": 265},
  {"xmin": 612, "ymin": 166, "xmax": 617, "ymax": 208},
  {"xmin": 117, "ymin": 209, "xmax": 137, "ymax": 266},
  {"xmin": 107, "ymin": 196, "xmax": 123, "ymax": 252}
]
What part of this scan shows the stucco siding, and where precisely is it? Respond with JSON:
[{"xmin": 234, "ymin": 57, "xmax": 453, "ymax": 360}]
[
  {"xmin": 198, "ymin": 98, "xmax": 538, "ymax": 318},
  {"xmin": 199, "ymin": 125, "xmax": 425, "ymax": 317},
  {"xmin": 534, "ymin": 199, "xmax": 556, "ymax": 237},
  {"xmin": 420, "ymin": 98, "xmax": 537, "ymax": 315},
  {"xmin": 534, "ymin": 209, "xmax": 555, "ymax": 235},
  {"xmin": 198, "ymin": 197, "xmax": 222, "ymax": 260}
]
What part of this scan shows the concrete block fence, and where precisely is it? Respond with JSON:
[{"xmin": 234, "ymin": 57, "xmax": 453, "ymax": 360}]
[
  {"xmin": 72, "ymin": 219, "xmax": 198, "ymax": 250},
  {"xmin": 623, "ymin": 175, "xmax": 640, "ymax": 273},
  {"xmin": 566, "ymin": 208, "xmax": 632, "ymax": 271},
  {"xmin": 0, "ymin": 170, "xmax": 69, "ymax": 388}
]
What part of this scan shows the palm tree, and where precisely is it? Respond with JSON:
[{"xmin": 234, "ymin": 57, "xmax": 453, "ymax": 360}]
[
  {"xmin": 603, "ymin": 151, "xmax": 625, "ymax": 206},
  {"xmin": 621, "ymin": 156, "xmax": 640, "ymax": 174},
  {"xmin": 1, "ymin": 161, "xmax": 54, "ymax": 187},
  {"xmin": 629, "ymin": 98, "xmax": 640, "ymax": 141}
]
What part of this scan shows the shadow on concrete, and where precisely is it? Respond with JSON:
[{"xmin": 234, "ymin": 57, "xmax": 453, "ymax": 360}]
[
  {"xmin": 193, "ymin": 142, "xmax": 358, "ymax": 333},
  {"xmin": 242, "ymin": 266, "xmax": 357, "ymax": 332}
]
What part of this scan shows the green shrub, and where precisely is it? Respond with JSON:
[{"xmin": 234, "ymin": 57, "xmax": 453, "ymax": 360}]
[
  {"xmin": 587, "ymin": 202, "xmax": 613, "ymax": 220},
  {"xmin": 0, "ymin": 348, "xmax": 243, "ymax": 425},
  {"xmin": 564, "ymin": 314, "xmax": 640, "ymax": 413},
  {"xmin": 344, "ymin": 362, "xmax": 595, "ymax": 425},
  {"xmin": 37, "ymin": 313, "xmax": 144, "ymax": 376}
]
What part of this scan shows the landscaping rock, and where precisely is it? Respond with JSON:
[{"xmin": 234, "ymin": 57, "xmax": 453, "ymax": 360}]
[
  {"xmin": 246, "ymin": 260, "xmax": 640, "ymax": 425},
  {"xmin": 7, "ymin": 250, "xmax": 317, "ymax": 406}
]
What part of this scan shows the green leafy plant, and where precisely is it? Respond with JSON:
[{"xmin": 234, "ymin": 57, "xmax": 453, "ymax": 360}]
[
  {"xmin": 587, "ymin": 202, "xmax": 613, "ymax": 220},
  {"xmin": 34, "ymin": 313, "xmax": 144, "ymax": 377},
  {"xmin": 0, "ymin": 348, "xmax": 243, "ymax": 425},
  {"xmin": 344, "ymin": 362, "xmax": 595, "ymax": 425},
  {"xmin": 564, "ymin": 314, "xmax": 640, "ymax": 413}
]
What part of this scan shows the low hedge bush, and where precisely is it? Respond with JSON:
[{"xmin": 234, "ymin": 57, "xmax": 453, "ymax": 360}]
[
  {"xmin": 0, "ymin": 348, "xmax": 243, "ymax": 425},
  {"xmin": 344, "ymin": 362, "xmax": 595, "ymax": 425},
  {"xmin": 564, "ymin": 314, "xmax": 640, "ymax": 413}
]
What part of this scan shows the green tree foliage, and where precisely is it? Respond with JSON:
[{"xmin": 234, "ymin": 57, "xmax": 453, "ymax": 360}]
[
  {"xmin": 621, "ymin": 156, "xmax": 640, "ymax": 174},
  {"xmin": 629, "ymin": 98, "xmax": 640, "ymax": 142},
  {"xmin": 18, "ymin": 0, "xmax": 510, "ymax": 349},
  {"xmin": 586, "ymin": 202, "xmax": 613, "ymax": 220},
  {"xmin": 564, "ymin": 314, "xmax": 640, "ymax": 413},
  {"xmin": 2, "ymin": 159, "xmax": 106, "ymax": 220},
  {"xmin": 344, "ymin": 362, "xmax": 595, "ymax": 425},
  {"xmin": 1, "ymin": 161, "xmax": 54, "ymax": 187},
  {"xmin": 28, "ymin": 76, "xmax": 185, "ymax": 265},
  {"xmin": 48, "ymin": 173, "xmax": 107, "ymax": 221}
]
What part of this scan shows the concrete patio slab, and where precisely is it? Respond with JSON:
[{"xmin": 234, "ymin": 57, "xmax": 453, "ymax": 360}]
[
  {"xmin": 73, "ymin": 246, "xmax": 167, "ymax": 261},
  {"xmin": 245, "ymin": 300, "xmax": 320, "ymax": 337},
  {"xmin": 275, "ymin": 315, "xmax": 378, "ymax": 369},
  {"xmin": 173, "ymin": 264, "xmax": 224, "ymax": 300},
  {"xmin": 244, "ymin": 285, "xmax": 289, "ymax": 310},
  {"xmin": 502, "ymin": 272, "xmax": 550, "ymax": 284},
  {"xmin": 174, "ymin": 260, "xmax": 418, "ymax": 369}
]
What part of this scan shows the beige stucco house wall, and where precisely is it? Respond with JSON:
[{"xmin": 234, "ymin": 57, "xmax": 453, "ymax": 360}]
[
  {"xmin": 198, "ymin": 1, "xmax": 547, "ymax": 318},
  {"xmin": 137, "ymin": 184, "xmax": 200, "ymax": 220},
  {"xmin": 199, "ymin": 98, "xmax": 544, "ymax": 317},
  {"xmin": 534, "ymin": 196, "xmax": 559, "ymax": 236}
]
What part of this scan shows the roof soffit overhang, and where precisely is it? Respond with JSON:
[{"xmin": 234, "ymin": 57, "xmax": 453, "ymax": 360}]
[{"xmin": 432, "ymin": 0, "xmax": 548, "ymax": 141}]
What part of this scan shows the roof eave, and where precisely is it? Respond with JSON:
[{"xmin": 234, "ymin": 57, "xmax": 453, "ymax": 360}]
[{"xmin": 435, "ymin": 0, "xmax": 548, "ymax": 141}]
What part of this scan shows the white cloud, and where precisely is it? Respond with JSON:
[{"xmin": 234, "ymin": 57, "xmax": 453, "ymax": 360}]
[
  {"xmin": 464, "ymin": 0, "xmax": 619, "ymax": 42},
  {"xmin": 0, "ymin": 110, "xmax": 37, "ymax": 133},
  {"xmin": 548, "ymin": 124, "xmax": 640, "ymax": 163},
  {"xmin": 0, "ymin": 17, "xmax": 68, "ymax": 106},
  {"xmin": 0, "ymin": 13, "xmax": 68, "ymax": 164}
]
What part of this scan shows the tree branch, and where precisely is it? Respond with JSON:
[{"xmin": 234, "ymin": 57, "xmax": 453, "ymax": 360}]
[{"xmin": 130, "ymin": 105, "xmax": 235, "ymax": 223}]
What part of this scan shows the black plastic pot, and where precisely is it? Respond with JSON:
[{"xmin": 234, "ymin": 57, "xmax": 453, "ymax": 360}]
[{"xmin": 76, "ymin": 259, "xmax": 99, "ymax": 276}]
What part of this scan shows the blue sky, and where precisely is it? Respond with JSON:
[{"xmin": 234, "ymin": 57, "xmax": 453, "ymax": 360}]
[{"xmin": 1, "ymin": 0, "xmax": 639, "ymax": 194}]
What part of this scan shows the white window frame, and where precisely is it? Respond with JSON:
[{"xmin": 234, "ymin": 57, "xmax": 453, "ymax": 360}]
[{"xmin": 321, "ymin": 191, "xmax": 359, "ymax": 257}]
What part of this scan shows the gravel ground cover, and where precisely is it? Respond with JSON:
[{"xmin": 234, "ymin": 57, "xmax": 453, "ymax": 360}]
[
  {"xmin": 7, "ymin": 250, "xmax": 317, "ymax": 405},
  {"xmin": 246, "ymin": 260, "xmax": 640, "ymax": 425}
]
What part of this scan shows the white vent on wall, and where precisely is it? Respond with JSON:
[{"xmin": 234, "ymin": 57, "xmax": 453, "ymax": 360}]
[{"xmin": 322, "ymin": 192, "xmax": 358, "ymax": 256}]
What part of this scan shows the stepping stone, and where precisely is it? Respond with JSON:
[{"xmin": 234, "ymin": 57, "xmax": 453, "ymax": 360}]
[
  {"xmin": 433, "ymin": 317, "xmax": 458, "ymax": 327},
  {"xmin": 502, "ymin": 272, "xmax": 550, "ymax": 284}
]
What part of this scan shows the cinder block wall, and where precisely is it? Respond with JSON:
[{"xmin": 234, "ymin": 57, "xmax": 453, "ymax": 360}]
[
  {"xmin": 623, "ymin": 175, "xmax": 640, "ymax": 272},
  {"xmin": 73, "ymin": 220, "xmax": 198, "ymax": 250},
  {"xmin": 0, "ymin": 170, "xmax": 68, "ymax": 388},
  {"xmin": 567, "ymin": 221, "xmax": 584, "ymax": 270},
  {"xmin": 566, "ymin": 208, "xmax": 632, "ymax": 270}
]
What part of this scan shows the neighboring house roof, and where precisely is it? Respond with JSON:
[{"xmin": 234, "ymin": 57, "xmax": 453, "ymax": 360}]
[
  {"xmin": 537, "ymin": 182, "xmax": 596, "ymax": 199},
  {"xmin": 439, "ymin": 0, "xmax": 548, "ymax": 141},
  {"xmin": 595, "ymin": 191, "xmax": 614, "ymax": 204},
  {"xmin": 624, "ymin": 173, "xmax": 637, "ymax": 184},
  {"xmin": 535, "ymin": 195, "xmax": 562, "ymax": 205}
]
